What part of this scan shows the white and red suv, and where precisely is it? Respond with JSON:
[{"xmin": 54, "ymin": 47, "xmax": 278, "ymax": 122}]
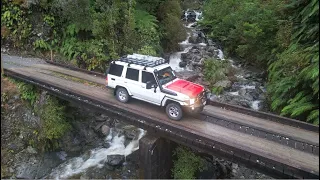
[{"xmin": 106, "ymin": 54, "xmax": 207, "ymax": 120}]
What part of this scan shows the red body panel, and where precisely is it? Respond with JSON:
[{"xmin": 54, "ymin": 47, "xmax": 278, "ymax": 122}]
[{"xmin": 165, "ymin": 79, "xmax": 204, "ymax": 98}]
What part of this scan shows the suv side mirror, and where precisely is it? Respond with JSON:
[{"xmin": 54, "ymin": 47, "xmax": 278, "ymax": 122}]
[{"xmin": 146, "ymin": 81, "xmax": 157, "ymax": 89}]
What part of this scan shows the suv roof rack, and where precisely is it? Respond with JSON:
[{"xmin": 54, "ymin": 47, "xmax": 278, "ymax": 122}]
[{"xmin": 116, "ymin": 54, "xmax": 168, "ymax": 68}]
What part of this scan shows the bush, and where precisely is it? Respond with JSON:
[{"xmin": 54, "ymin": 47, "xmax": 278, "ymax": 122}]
[
  {"xmin": 158, "ymin": 0, "xmax": 187, "ymax": 52},
  {"xmin": 172, "ymin": 146, "xmax": 206, "ymax": 179},
  {"xmin": 16, "ymin": 81, "xmax": 39, "ymax": 105},
  {"xmin": 203, "ymin": 59, "xmax": 233, "ymax": 85}
]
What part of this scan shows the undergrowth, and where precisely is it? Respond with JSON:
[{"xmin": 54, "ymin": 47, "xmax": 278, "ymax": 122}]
[
  {"xmin": 8, "ymin": 77, "xmax": 71, "ymax": 151},
  {"xmin": 172, "ymin": 146, "xmax": 206, "ymax": 179}
]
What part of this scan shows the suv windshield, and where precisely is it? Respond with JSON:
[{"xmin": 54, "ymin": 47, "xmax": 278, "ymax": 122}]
[{"xmin": 156, "ymin": 67, "xmax": 176, "ymax": 86}]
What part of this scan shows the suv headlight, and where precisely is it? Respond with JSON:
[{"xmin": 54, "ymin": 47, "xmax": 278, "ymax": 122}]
[{"xmin": 190, "ymin": 98, "xmax": 195, "ymax": 105}]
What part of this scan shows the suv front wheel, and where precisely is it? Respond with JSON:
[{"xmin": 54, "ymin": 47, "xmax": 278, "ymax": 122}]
[
  {"xmin": 116, "ymin": 87, "xmax": 129, "ymax": 103},
  {"xmin": 166, "ymin": 103, "xmax": 183, "ymax": 121}
]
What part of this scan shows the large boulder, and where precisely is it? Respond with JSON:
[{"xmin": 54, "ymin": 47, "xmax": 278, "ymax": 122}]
[
  {"xmin": 186, "ymin": 11, "xmax": 197, "ymax": 22},
  {"xmin": 101, "ymin": 125, "xmax": 110, "ymax": 136},
  {"xmin": 106, "ymin": 155, "xmax": 125, "ymax": 166},
  {"xmin": 179, "ymin": 61, "xmax": 187, "ymax": 68}
]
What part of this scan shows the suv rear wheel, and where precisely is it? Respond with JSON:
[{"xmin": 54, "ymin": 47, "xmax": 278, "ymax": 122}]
[
  {"xmin": 116, "ymin": 87, "xmax": 129, "ymax": 103},
  {"xmin": 166, "ymin": 103, "xmax": 183, "ymax": 121}
]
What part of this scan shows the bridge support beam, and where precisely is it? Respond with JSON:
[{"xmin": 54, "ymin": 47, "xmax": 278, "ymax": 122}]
[{"xmin": 139, "ymin": 134, "xmax": 175, "ymax": 179}]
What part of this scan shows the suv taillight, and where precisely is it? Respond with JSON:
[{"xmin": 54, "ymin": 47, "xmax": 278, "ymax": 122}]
[{"xmin": 105, "ymin": 76, "xmax": 108, "ymax": 85}]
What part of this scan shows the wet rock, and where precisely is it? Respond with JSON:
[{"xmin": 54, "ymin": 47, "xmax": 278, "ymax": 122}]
[
  {"xmin": 26, "ymin": 146, "xmax": 37, "ymax": 154},
  {"xmin": 102, "ymin": 143, "xmax": 111, "ymax": 149},
  {"xmin": 107, "ymin": 155, "xmax": 125, "ymax": 166},
  {"xmin": 181, "ymin": 52, "xmax": 191, "ymax": 61},
  {"xmin": 96, "ymin": 116, "xmax": 107, "ymax": 122},
  {"xmin": 34, "ymin": 152, "xmax": 67, "ymax": 178},
  {"xmin": 186, "ymin": 11, "xmax": 197, "ymax": 22},
  {"xmin": 123, "ymin": 125, "xmax": 139, "ymax": 140},
  {"xmin": 15, "ymin": 162, "xmax": 39, "ymax": 179},
  {"xmin": 179, "ymin": 61, "xmax": 187, "ymax": 68},
  {"xmin": 101, "ymin": 125, "xmax": 110, "ymax": 136},
  {"xmin": 94, "ymin": 122, "xmax": 105, "ymax": 132},
  {"xmin": 56, "ymin": 151, "xmax": 67, "ymax": 161},
  {"xmin": 59, "ymin": 132, "xmax": 82, "ymax": 153}
]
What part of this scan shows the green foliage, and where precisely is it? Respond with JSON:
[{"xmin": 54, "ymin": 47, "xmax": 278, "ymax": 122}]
[
  {"xmin": 134, "ymin": 9, "xmax": 161, "ymax": 54},
  {"xmin": 267, "ymin": 0, "xmax": 319, "ymax": 125},
  {"xmin": 158, "ymin": 0, "xmax": 187, "ymax": 52},
  {"xmin": 172, "ymin": 146, "xmax": 206, "ymax": 179},
  {"xmin": 9, "ymin": 78, "xmax": 71, "ymax": 150},
  {"xmin": 16, "ymin": 82, "xmax": 39, "ymax": 105},
  {"xmin": 203, "ymin": 59, "xmax": 233, "ymax": 85},
  {"xmin": 137, "ymin": 45, "xmax": 157, "ymax": 56},
  {"xmin": 200, "ymin": 0, "xmax": 282, "ymax": 65},
  {"xmin": 211, "ymin": 86, "xmax": 224, "ymax": 95},
  {"xmin": 52, "ymin": 0, "xmax": 93, "ymax": 32},
  {"xmin": 33, "ymin": 39, "xmax": 50, "ymax": 50},
  {"xmin": 40, "ymin": 96, "xmax": 70, "ymax": 141},
  {"xmin": 1, "ymin": 1, "xmax": 32, "ymax": 47},
  {"xmin": 136, "ymin": 0, "xmax": 164, "ymax": 15},
  {"xmin": 93, "ymin": 0, "xmax": 136, "ymax": 57}
]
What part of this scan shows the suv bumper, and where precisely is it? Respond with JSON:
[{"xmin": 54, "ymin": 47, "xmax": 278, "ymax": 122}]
[{"xmin": 183, "ymin": 99, "xmax": 207, "ymax": 114}]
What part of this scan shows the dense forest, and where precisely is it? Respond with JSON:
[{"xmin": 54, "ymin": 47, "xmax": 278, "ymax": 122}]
[
  {"xmin": 1, "ymin": 0, "xmax": 187, "ymax": 70},
  {"xmin": 1, "ymin": 0, "xmax": 319, "ymax": 125}
]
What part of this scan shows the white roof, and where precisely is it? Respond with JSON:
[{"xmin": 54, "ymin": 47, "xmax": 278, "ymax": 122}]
[
  {"xmin": 126, "ymin": 53, "xmax": 165, "ymax": 62},
  {"xmin": 114, "ymin": 53, "xmax": 170, "ymax": 72}
]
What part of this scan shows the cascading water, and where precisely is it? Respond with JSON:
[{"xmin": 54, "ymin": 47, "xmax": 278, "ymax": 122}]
[
  {"xmin": 47, "ymin": 128, "xmax": 146, "ymax": 179},
  {"xmin": 169, "ymin": 10, "xmax": 207, "ymax": 71}
]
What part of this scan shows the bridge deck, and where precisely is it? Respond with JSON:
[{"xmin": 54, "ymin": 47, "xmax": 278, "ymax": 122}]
[
  {"xmin": 7, "ymin": 66, "xmax": 319, "ymax": 174},
  {"xmin": 31, "ymin": 63, "xmax": 319, "ymax": 147},
  {"xmin": 2, "ymin": 55, "xmax": 319, "ymax": 178}
]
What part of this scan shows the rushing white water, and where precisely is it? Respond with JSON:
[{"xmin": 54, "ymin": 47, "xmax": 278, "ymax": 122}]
[
  {"xmin": 229, "ymin": 91, "xmax": 239, "ymax": 96},
  {"xmin": 240, "ymin": 85, "xmax": 256, "ymax": 89},
  {"xmin": 169, "ymin": 10, "xmax": 204, "ymax": 72},
  {"xmin": 195, "ymin": 11, "xmax": 202, "ymax": 21},
  {"xmin": 251, "ymin": 100, "xmax": 261, "ymax": 110},
  {"xmin": 217, "ymin": 49, "xmax": 225, "ymax": 60},
  {"xmin": 48, "ymin": 128, "xmax": 146, "ymax": 179},
  {"xmin": 169, "ymin": 46, "xmax": 193, "ymax": 71}
]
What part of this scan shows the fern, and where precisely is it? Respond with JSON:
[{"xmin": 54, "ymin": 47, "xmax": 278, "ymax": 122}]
[{"xmin": 307, "ymin": 110, "xmax": 319, "ymax": 124}]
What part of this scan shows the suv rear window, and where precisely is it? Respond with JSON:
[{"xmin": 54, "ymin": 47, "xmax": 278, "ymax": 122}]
[
  {"xmin": 109, "ymin": 64, "xmax": 123, "ymax": 77},
  {"xmin": 126, "ymin": 68, "xmax": 139, "ymax": 81}
]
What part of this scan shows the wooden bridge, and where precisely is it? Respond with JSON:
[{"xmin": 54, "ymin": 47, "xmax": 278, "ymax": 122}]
[{"xmin": 2, "ymin": 54, "xmax": 319, "ymax": 179}]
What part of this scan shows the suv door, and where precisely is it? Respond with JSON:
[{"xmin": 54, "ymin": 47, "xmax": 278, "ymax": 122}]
[
  {"xmin": 107, "ymin": 63, "xmax": 124, "ymax": 88},
  {"xmin": 124, "ymin": 67, "xmax": 144, "ymax": 98},
  {"xmin": 141, "ymin": 71, "xmax": 161, "ymax": 105}
]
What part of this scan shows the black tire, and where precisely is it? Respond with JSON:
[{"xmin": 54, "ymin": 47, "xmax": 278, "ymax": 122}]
[
  {"xmin": 166, "ymin": 103, "xmax": 183, "ymax": 121},
  {"xmin": 116, "ymin": 87, "xmax": 129, "ymax": 103}
]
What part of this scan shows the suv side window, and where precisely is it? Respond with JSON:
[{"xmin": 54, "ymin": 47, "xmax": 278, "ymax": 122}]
[
  {"xmin": 109, "ymin": 64, "xmax": 123, "ymax": 77},
  {"xmin": 142, "ymin": 71, "xmax": 155, "ymax": 83},
  {"xmin": 126, "ymin": 68, "xmax": 139, "ymax": 81}
]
